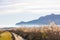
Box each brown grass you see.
[0,23,60,40]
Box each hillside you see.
[16,14,60,25]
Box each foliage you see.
[0,31,12,40]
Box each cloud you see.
[0,0,60,27]
[0,0,60,15]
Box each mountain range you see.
[16,14,60,25]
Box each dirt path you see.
[12,33,24,40]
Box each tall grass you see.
[0,23,60,40]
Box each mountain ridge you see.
[16,14,60,25]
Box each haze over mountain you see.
[16,14,60,25]
[0,0,60,28]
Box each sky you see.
[0,0,60,27]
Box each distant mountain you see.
[16,14,60,25]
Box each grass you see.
[0,23,60,40]
[0,31,12,40]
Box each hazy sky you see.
[0,0,60,27]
